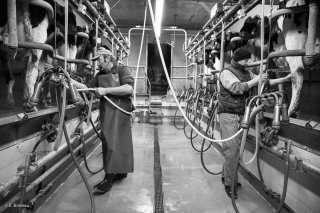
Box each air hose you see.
[147,0,244,147]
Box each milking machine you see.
[28,64,95,213]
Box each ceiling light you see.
[155,0,164,38]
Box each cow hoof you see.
[7,100,15,108]
[24,102,38,112]
[290,110,301,119]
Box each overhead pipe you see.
[7,0,18,48]
[186,0,261,55]
[303,0,319,66]
[83,0,129,54]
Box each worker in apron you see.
[72,47,134,194]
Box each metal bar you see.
[7,0,18,48]
[238,165,294,213]
[269,5,308,22]
[187,0,262,55]
[268,49,306,59]
[55,55,90,65]
[21,0,54,22]
[0,125,97,202]
[83,0,128,54]
[18,41,54,53]
[0,132,99,212]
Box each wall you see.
[122,29,199,95]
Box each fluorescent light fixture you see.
[155,0,164,38]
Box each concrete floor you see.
[37,122,274,213]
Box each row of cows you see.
[199,0,319,117]
[0,0,98,111]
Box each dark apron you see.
[98,73,134,174]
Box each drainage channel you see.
[154,124,165,213]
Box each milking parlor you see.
[0,0,320,213]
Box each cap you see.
[92,47,115,61]
[232,47,251,62]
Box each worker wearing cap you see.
[72,47,134,194]
[218,47,291,199]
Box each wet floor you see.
[37,122,273,213]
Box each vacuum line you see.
[147,0,243,145]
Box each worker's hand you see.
[284,73,293,81]
[95,87,108,96]
[253,73,268,85]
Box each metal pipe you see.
[0,133,99,213]
[18,153,32,213]
[258,141,320,179]
[18,41,54,54]
[7,0,18,48]
[55,55,90,65]
[269,5,308,22]
[20,0,54,22]
[0,125,96,200]
[303,0,319,66]
[268,49,306,59]
[186,0,261,54]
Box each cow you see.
[236,0,320,117]
[0,0,52,110]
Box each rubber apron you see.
[98,72,134,173]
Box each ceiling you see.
[107,0,224,31]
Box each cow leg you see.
[7,78,15,106]
[23,14,49,111]
[288,64,304,118]
[69,44,77,73]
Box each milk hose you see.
[173,88,187,130]
[77,88,132,115]
[183,90,198,139]
[74,116,103,175]
[200,104,224,175]
[133,3,148,106]
[147,0,244,147]
[63,123,95,213]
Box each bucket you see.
[138,110,150,123]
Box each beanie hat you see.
[232,47,251,62]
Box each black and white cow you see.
[0,0,52,109]
[237,0,320,117]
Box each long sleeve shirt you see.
[219,69,256,95]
